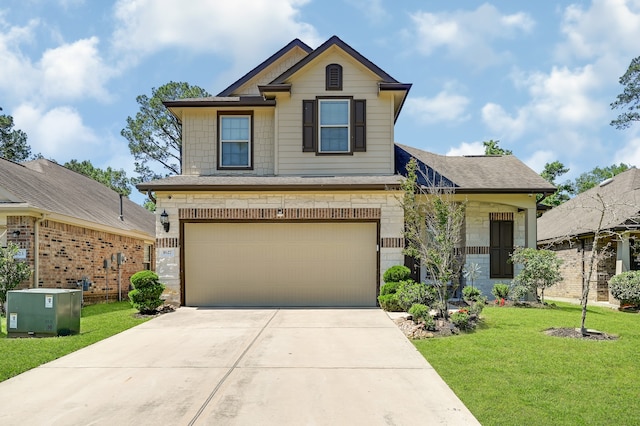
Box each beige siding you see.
[182,108,274,176]
[275,49,395,175]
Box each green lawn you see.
[0,302,151,382]
[414,302,639,426]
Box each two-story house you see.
[138,36,554,307]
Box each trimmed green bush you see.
[383,265,411,283]
[462,286,482,303]
[609,271,640,306]
[380,281,400,296]
[128,271,165,314]
[492,283,510,300]
[396,280,437,311]
[377,293,403,312]
[450,310,474,331]
[408,303,429,322]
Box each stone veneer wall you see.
[155,191,404,305]
[459,202,527,299]
[6,216,150,304]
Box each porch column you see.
[616,233,630,273]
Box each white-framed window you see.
[219,114,251,168]
[318,99,350,153]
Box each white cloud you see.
[406,89,470,125]
[557,0,640,62]
[347,0,386,24]
[0,17,40,96]
[446,142,484,156]
[524,150,556,174]
[111,0,320,69]
[39,37,114,101]
[409,3,534,66]
[12,104,102,160]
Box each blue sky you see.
[1,0,640,204]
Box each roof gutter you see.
[136,183,403,192]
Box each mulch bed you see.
[544,327,618,340]
[133,304,177,318]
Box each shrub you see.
[609,271,640,306]
[380,282,400,296]
[492,283,510,300]
[468,301,485,316]
[450,310,474,331]
[396,280,437,311]
[377,293,403,312]
[128,271,165,314]
[423,315,436,331]
[383,265,411,283]
[408,303,430,323]
[462,286,482,303]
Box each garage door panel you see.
[184,222,377,307]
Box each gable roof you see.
[217,38,313,97]
[537,167,640,242]
[395,144,556,194]
[0,158,154,238]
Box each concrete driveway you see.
[0,308,479,425]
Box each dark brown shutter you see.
[302,100,316,152]
[490,220,514,278]
[326,64,343,91]
[352,99,366,152]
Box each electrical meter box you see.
[6,289,81,338]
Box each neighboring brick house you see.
[0,158,155,303]
[138,35,554,307]
[538,167,640,304]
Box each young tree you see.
[0,107,31,162]
[611,56,640,129]
[401,158,466,319]
[0,242,32,316]
[64,159,132,196]
[121,81,211,183]
[510,247,562,304]
[483,139,512,155]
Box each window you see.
[319,99,350,153]
[218,113,252,168]
[326,64,343,90]
[490,220,513,278]
[143,244,153,271]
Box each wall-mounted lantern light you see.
[12,230,20,238]
[160,210,170,232]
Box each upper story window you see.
[326,64,343,91]
[319,99,349,153]
[302,98,366,154]
[218,112,253,169]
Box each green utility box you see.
[6,289,81,338]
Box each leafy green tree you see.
[483,139,512,155]
[121,81,211,183]
[538,161,572,206]
[510,247,562,304]
[570,163,630,195]
[0,242,32,316]
[64,159,132,196]
[0,107,31,162]
[611,56,640,129]
[401,158,466,319]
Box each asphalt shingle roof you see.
[0,158,154,237]
[537,167,640,242]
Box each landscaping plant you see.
[491,283,510,301]
[401,158,466,319]
[128,270,165,314]
[0,242,32,316]
[383,265,411,283]
[510,247,562,304]
[608,270,640,308]
[395,279,437,312]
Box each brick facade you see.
[6,216,152,304]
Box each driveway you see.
[0,308,479,425]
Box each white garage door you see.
[184,222,377,307]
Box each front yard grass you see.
[414,302,639,426]
[0,301,151,382]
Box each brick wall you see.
[7,216,152,305]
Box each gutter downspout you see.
[33,214,46,288]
